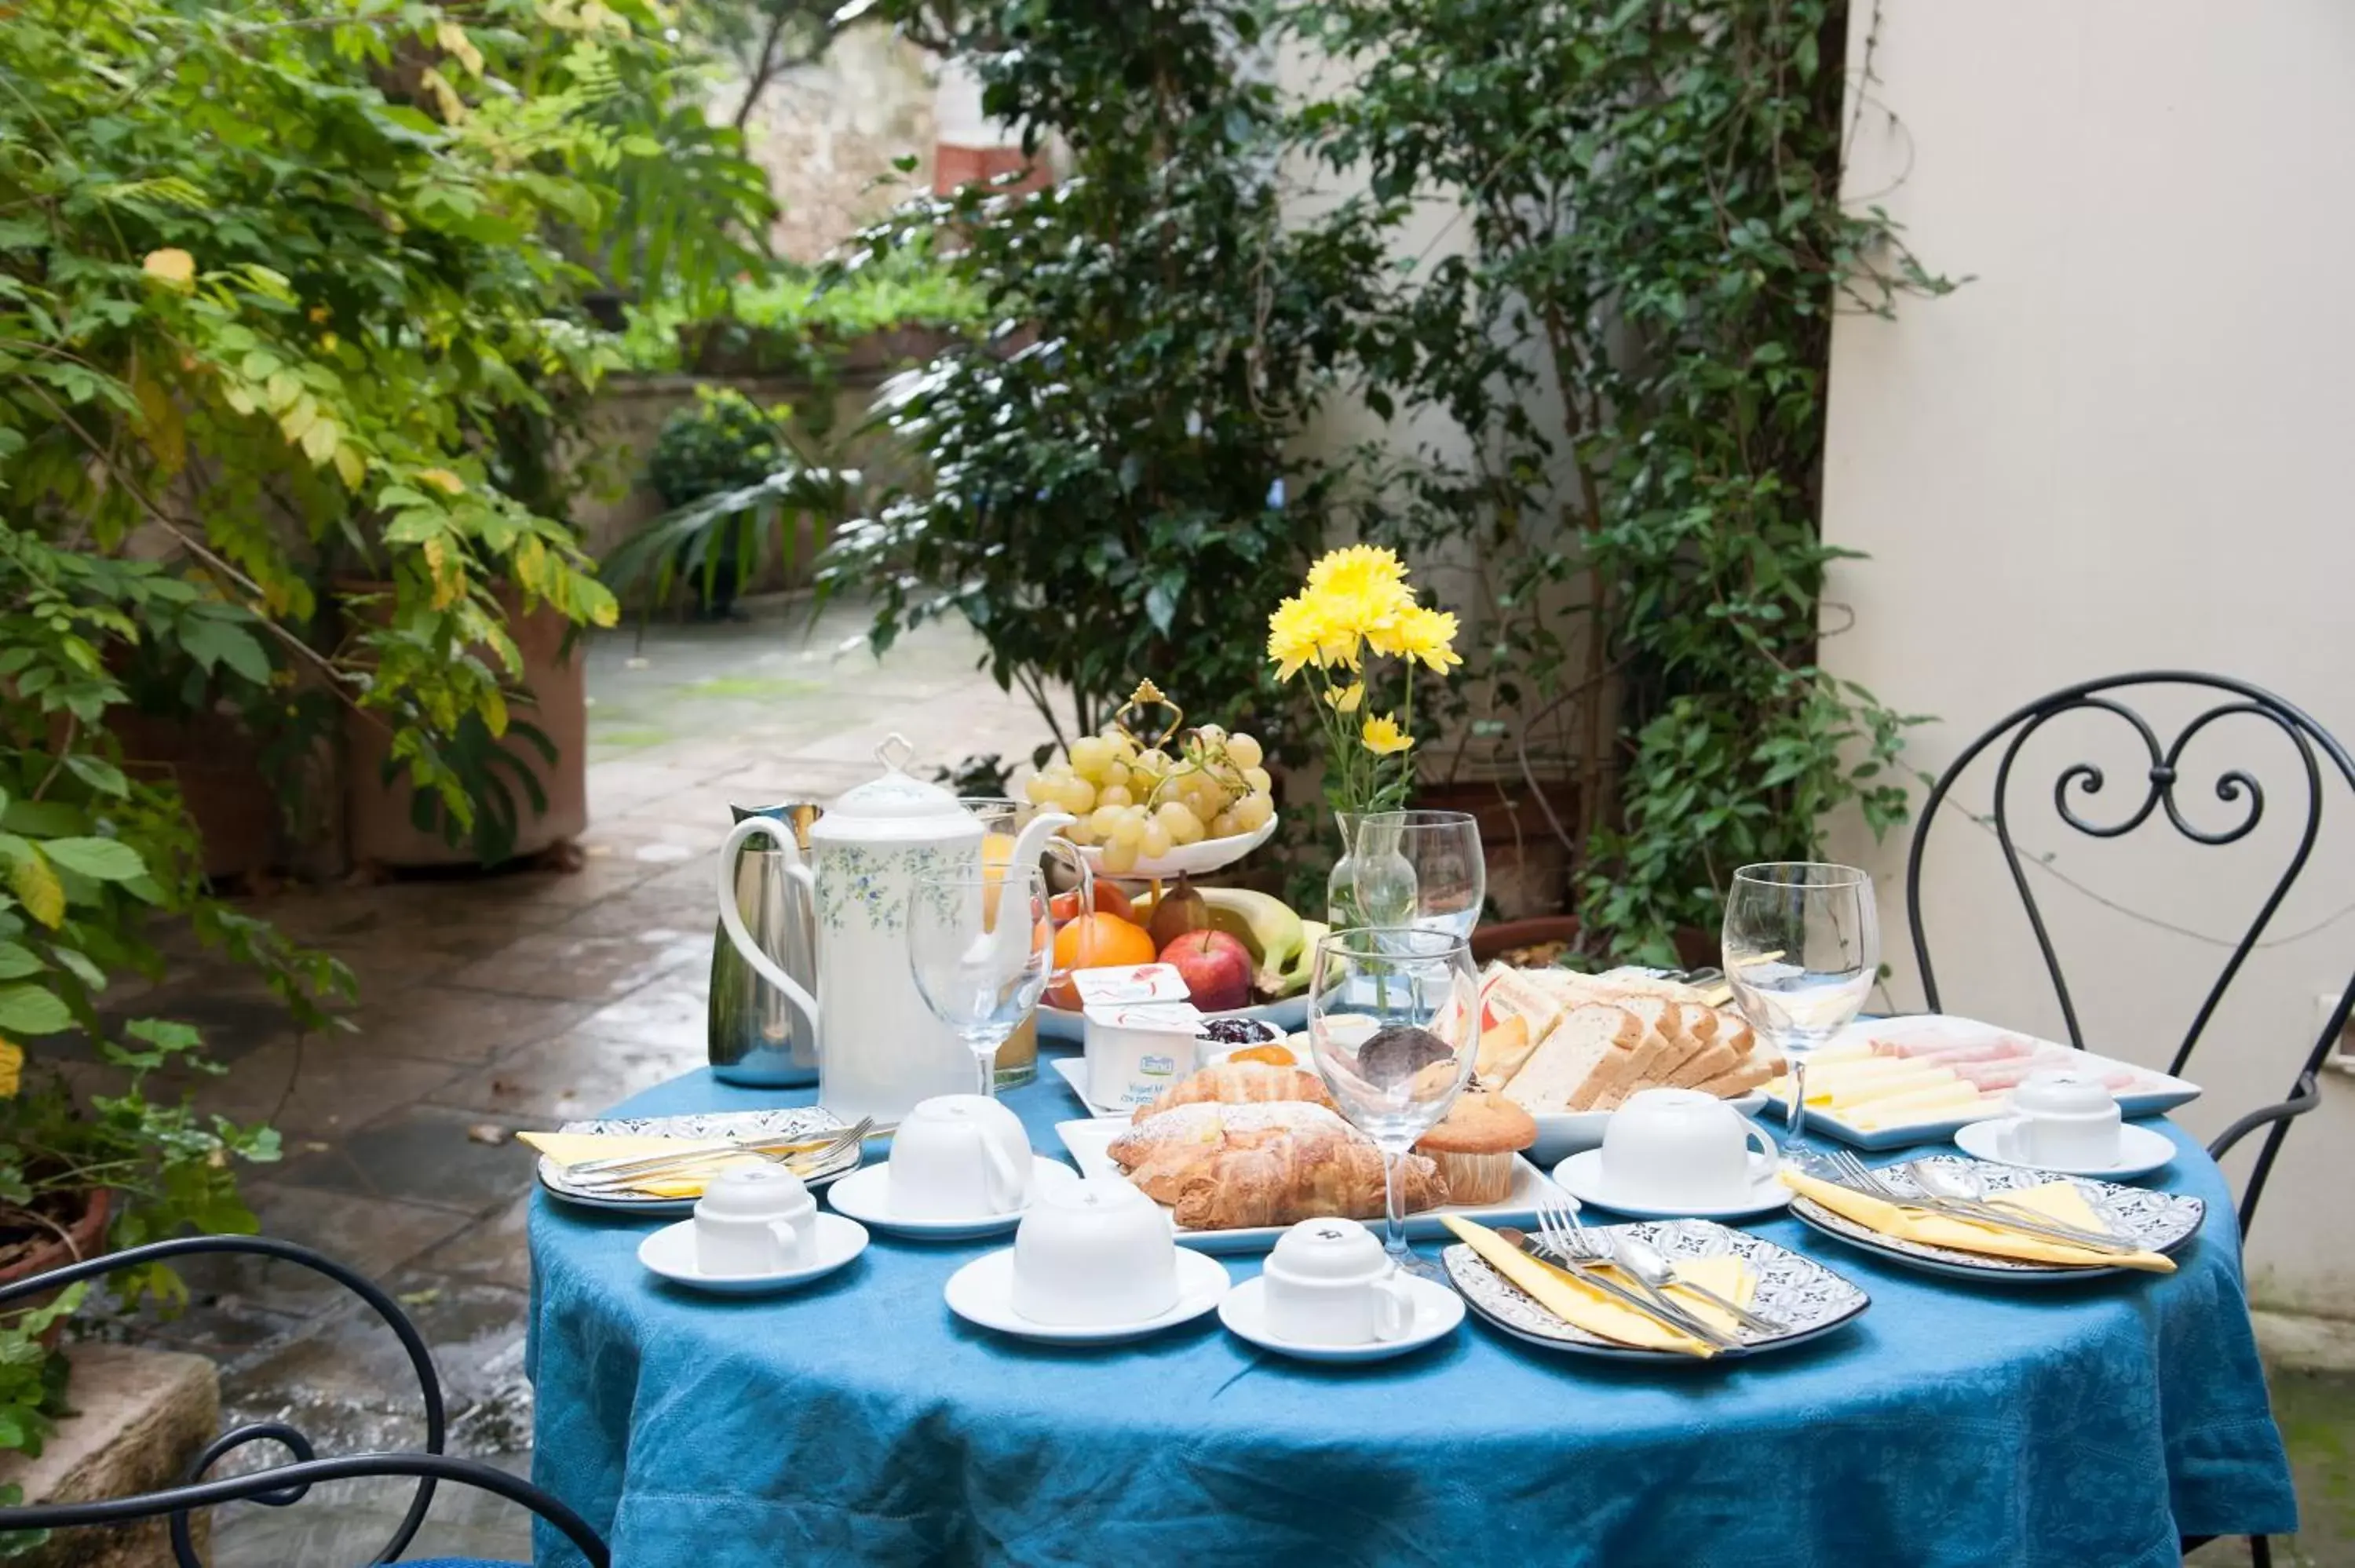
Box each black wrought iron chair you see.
[0,1235,608,1568]
[1906,672,2355,1568]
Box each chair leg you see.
[2249,1533,2272,1566]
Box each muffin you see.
[1414,1093,1538,1205]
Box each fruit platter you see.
[1024,680,1279,881]
[1036,878,1324,1043]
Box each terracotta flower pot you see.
[341,584,587,868]
[0,1188,111,1348]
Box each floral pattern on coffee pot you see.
[717,735,1074,1126]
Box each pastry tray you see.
[1056,1118,1557,1255]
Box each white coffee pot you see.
[717,736,1072,1127]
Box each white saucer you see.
[825,1157,1079,1240]
[638,1212,869,1295]
[1952,1117,2176,1180]
[1217,1274,1464,1363]
[944,1246,1229,1344]
[1550,1150,1792,1222]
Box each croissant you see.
[1173,1136,1448,1231]
[1108,1101,1451,1229]
[1130,1062,1334,1123]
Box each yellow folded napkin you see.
[1780,1170,2174,1273]
[519,1132,778,1200]
[1442,1216,1752,1358]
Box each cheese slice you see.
[1846,1082,1989,1129]
[1475,1013,1537,1086]
[1818,1068,1957,1109]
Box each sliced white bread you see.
[1693,1041,1786,1099]
[1579,998,1688,1111]
[1502,1004,1644,1114]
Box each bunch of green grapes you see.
[1024,724,1276,873]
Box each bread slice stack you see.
[1477,963,1784,1114]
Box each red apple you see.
[1161,929,1253,1012]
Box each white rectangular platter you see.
[1048,1055,1126,1118]
[1760,1013,2203,1150]
[1055,1117,1557,1255]
[1035,994,1309,1045]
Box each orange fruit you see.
[1050,881,1137,924]
[1046,913,1158,1009]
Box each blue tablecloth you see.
[526,1052,2295,1567]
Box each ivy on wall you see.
[1295,0,1948,959]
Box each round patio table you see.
[525,1050,2294,1568]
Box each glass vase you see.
[1326,811,1367,930]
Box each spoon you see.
[1608,1231,1787,1337]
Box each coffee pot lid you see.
[821,735,970,824]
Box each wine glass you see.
[1720,862,1879,1147]
[907,865,1054,1099]
[1351,810,1485,939]
[1305,926,1480,1279]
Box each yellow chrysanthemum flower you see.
[0,1038,20,1099]
[1306,544,1407,600]
[1393,604,1462,673]
[1361,713,1415,756]
[1266,593,1331,680]
[1324,680,1365,713]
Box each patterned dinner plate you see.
[1785,1155,2205,1283]
[1444,1221,1871,1363]
[535,1106,856,1216]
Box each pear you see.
[1146,873,1213,952]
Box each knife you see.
[1493,1227,1735,1349]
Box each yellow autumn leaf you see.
[333,444,366,490]
[0,1038,20,1099]
[141,248,195,290]
[10,851,64,929]
[421,537,465,607]
[418,66,466,123]
[417,467,466,495]
[435,19,485,75]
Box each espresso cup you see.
[2003,1070,2123,1169]
[1600,1088,1779,1212]
[693,1164,816,1275]
[889,1094,1031,1218]
[1261,1218,1415,1347]
[1010,1178,1178,1326]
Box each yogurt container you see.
[1082,1000,1204,1111]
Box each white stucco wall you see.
[1820,0,2355,1309]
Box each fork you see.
[568,1116,874,1192]
[1813,1149,2137,1255]
[1533,1191,1739,1351]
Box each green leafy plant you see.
[605,389,855,614]
[0,0,776,1499]
[620,239,989,377]
[818,0,1391,760]
[1294,0,1946,961]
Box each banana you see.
[1269,919,1328,997]
[1198,887,1307,996]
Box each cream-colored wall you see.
[1820,0,2355,1310]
